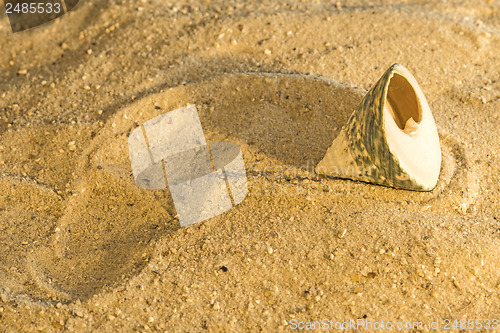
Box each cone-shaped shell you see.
[316,64,441,191]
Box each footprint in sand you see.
[0,174,62,302]
[0,72,478,302]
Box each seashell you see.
[315,63,441,191]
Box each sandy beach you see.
[0,0,499,331]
